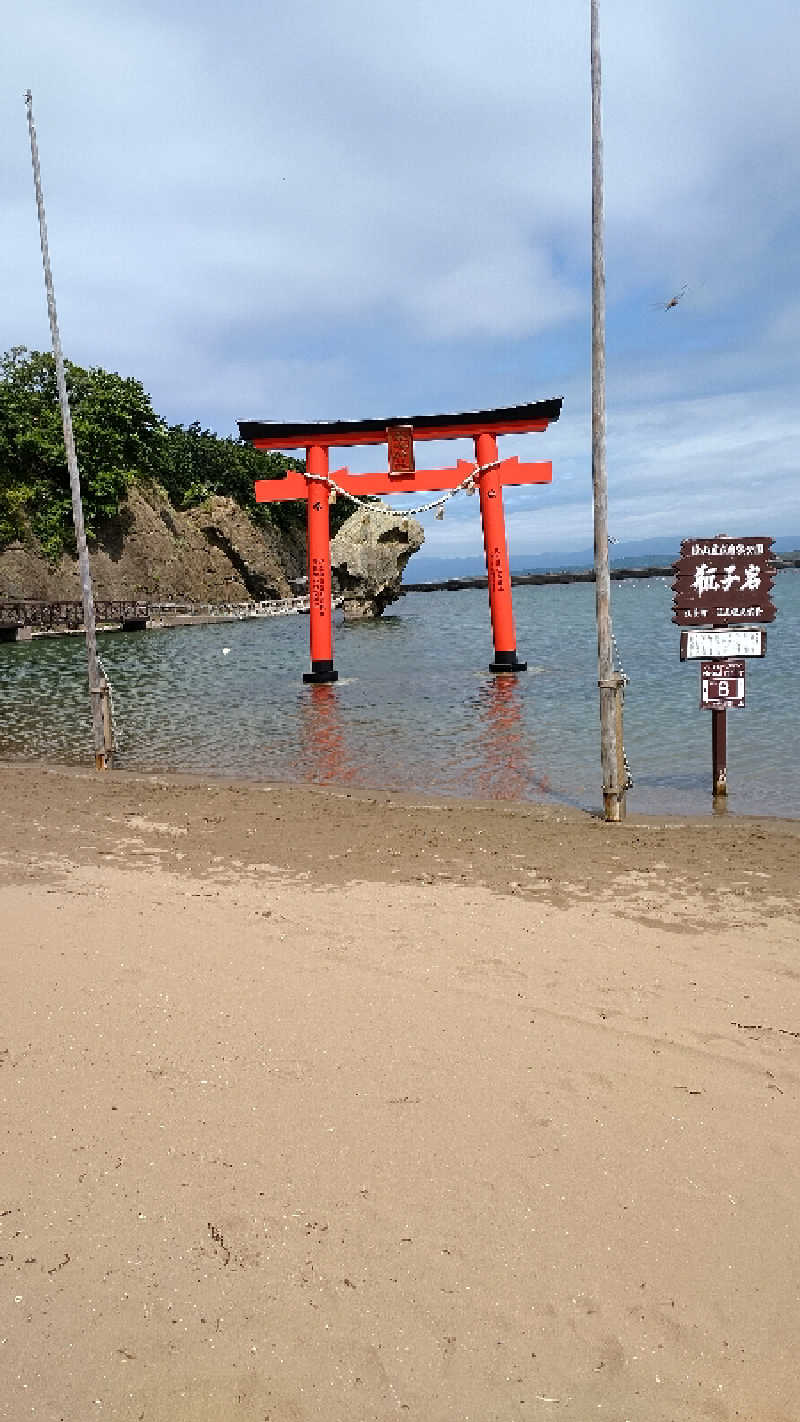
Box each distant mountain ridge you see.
[405,537,800,582]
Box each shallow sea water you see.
[1,574,798,818]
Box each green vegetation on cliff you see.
[0,347,347,564]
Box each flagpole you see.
[590,3,625,821]
[25,90,112,769]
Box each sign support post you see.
[701,655,746,801]
[712,708,727,800]
[710,629,731,801]
[673,537,776,805]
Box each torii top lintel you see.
[238,398,562,451]
[239,398,563,502]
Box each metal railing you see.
[0,595,319,630]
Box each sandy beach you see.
[1,761,799,1421]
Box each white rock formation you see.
[330,507,424,618]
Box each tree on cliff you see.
[0,347,165,561]
[159,421,307,539]
[159,424,359,538]
[0,347,353,564]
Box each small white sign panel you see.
[681,628,765,660]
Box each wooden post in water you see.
[711,604,728,802]
[25,90,113,769]
[590,0,625,822]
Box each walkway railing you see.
[0,595,322,633]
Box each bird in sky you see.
[654,284,688,311]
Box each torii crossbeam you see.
[239,399,563,682]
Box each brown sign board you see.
[700,660,746,710]
[680,628,766,660]
[672,535,778,626]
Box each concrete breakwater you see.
[403,564,672,593]
[403,555,800,594]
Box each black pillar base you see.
[489,649,527,674]
[303,659,339,684]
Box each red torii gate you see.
[238,399,562,683]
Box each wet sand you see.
[1,762,799,1421]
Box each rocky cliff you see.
[0,482,306,603]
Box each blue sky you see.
[3,0,799,556]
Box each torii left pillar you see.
[475,431,526,673]
[303,444,338,683]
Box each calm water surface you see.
[1,574,798,817]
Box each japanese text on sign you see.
[672,536,776,627]
[310,555,327,614]
[686,541,767,558]
[690,562,763,594]
[680,629,765,660]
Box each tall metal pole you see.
[25,90,112,770]
[590,3,624,821]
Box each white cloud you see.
[2,0,799,551]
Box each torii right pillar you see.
[475,431,526,673]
